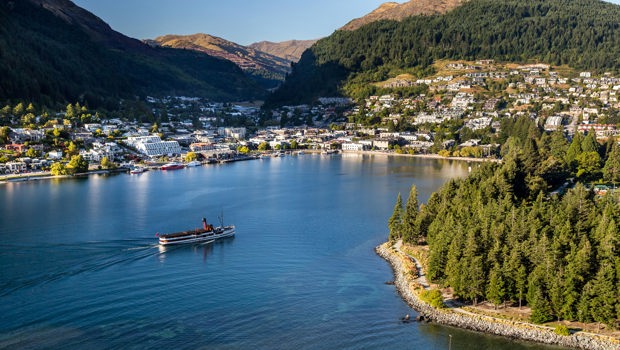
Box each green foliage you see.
[419,289,445,309]
[268,0,620,106]
[237,145,250,154]
[0,126,9,145]
[397,132,620,325]
[185,152,198,162]
[388,193,403,241]
[50,162,67,176]
[258,142,270,151]
[603,141,620,185]
[554,325,571,336]
[67,155,88,174]
[25,148,38,158]
[100,157,115,169]
[402,185,419,243]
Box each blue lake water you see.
[0,154,565,349]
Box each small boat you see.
[186,160,201,167]
[130,166,147,174]
[158,217,235,246]
[161,162,185,170]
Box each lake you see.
[0,154,565,349]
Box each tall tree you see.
[581,129,599,154]
[486,263,506,309]
[67,155,88,174]
[603,141,620,187]
[388,193,403,241]
[565,132,583,170]
[401,185,419,243]
[589,263,617,327]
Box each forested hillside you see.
[389,116,620,326]
[0,1,265,107]
[266,0,620,107]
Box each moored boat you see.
[161,162,185,170]
[158,217,235,246]
[130,166,147,174]
[185,160,201,167]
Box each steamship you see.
[158,217,235,246]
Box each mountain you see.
[341,0,467,31]
[266,0,620,108]
[249,40,318,62]
[0,0,265,107]
[153,34,291,89]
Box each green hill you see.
[265,0,620,107]
[0,0,266,107]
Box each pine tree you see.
[549,129,569,160]
[486,263,506,309]
[530,287,554,324]
[603,141,620,187]
[66,103,76,120]
[565,132,583,170]
[401,185,419,243]
[515,263,528,309]
[12,102,24,117]
[388,193,403,241]
[581,129,600,154]
[589,263,617,327]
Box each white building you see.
[544,116,564,131]
[47,150,63,160]
[125,135,181,157]
[341,143,367,151]
[218,127,246,140]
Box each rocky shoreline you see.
[376,242,620,350]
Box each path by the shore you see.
[377,240,620,350]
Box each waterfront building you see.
[342,143,367,151]
[125,135,181,157]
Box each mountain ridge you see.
[341,0,468,31]
[153,33,291,89]
[0,0,265,106]
[249,40,319,62]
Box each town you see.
[1,60,619,178]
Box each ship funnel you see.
[202,217,207,230]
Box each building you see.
[544,116,564,131]
[125,135,181,157]
[217,127,246,140]
[341,143,367,151]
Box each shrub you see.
[420,289,444,309]
[554,325,571,336]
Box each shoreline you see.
[341,150,500,163]
[376,241,619,350]
[0,168,128,184]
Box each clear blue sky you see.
[72,0,391,45]
[73,0,620,45]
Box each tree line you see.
[389,119,620,327]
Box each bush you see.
[554,325,571,336]
[420,289,444,309]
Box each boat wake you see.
[0,239,161,297]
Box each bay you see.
[0,154,564,349]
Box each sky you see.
[72,0,391,45]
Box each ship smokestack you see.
[202,218,207,230]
